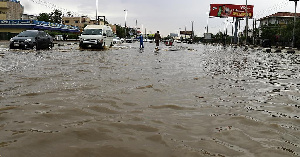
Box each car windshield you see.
[17,31,38,37]
[82,29,102,35]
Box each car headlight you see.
[10,38,14,42]
[25,39,32,42]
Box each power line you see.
[255,1,290,18]
[27,0,83,16]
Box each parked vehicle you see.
[79,25,114,49]
[113,37,121,44]
[9,30,53,50]
[54,35,64,41]
[174,39,181,43]
[144,38,154,43]
[125,37,133,43]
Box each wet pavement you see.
[0,41,299,157]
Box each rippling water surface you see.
[0,42,299,157]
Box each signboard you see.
[180,31,193,35]
[210,4,254,18]
[0,20,80,32]
[204,33,212,40]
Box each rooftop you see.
[259,12,300,20]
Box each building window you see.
[75,20,79,23]
[65,20,69,23]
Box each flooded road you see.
[0,41,299,157]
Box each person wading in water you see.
[138,34,144,49]
[154,31,161,50]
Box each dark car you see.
[10,30,53,50]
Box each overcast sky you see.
[20,0,298,36]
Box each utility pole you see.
[245,0,248,45]
[185,26,187,41]
[289,0,299,48]
[96,0,98,24]
[179,28,181,41]
[145,28,147,40]
[135,19,137,37]
[191,21,194,43]
[253,18,255,45]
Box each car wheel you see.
[33,43,40,50]
[48,42,53,49]
[97,42,103,49]
[9,44,15,49]
[36,42,41,50]
[79,42,86,49]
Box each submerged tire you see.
[9,44,15,49]
[96,42,103,49]
[79,42,86,49]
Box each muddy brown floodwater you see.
[0,41,299,157]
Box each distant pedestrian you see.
[138,34,144,49]
[154,31,161,49]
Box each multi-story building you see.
[0,0,24,20]
[62,16,117,34]
[62,16,101,32]
[258,12,300,47]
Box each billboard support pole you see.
[207,25,208,33]
[234,17,239,44]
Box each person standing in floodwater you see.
[138,34,144,49]
[154,31,161,49]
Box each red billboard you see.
[210,4,254,18]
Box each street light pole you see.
[289,0,299,48]
[124,9,128,38]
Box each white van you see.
[79,25,114,49]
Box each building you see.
[22,14,37,21]
[258,12,300,47]
[62,16,104,32]
[259,12,300,26]
[62,16,117,34]
[63,16,90,31]
[0,0,24,20]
